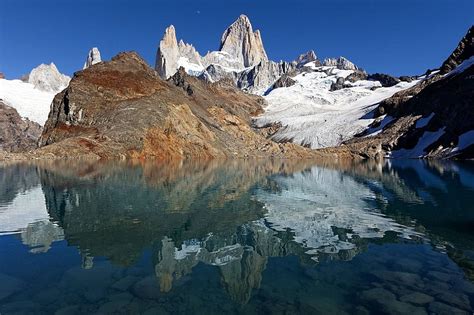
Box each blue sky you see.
[0,0,472,78]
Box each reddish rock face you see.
[0,73,5,79]
[0,101,42,153]
[37,51,325,160]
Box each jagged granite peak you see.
[440,25,474,74]
[323,56,358,70]
[219,14,268,68]
[83,47,102,69]
[155,25,205,78]
[26,63,70,92]
[155,25,180,79]
[296,50,318,67]
[177,40,203,69]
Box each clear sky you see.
[0,0,473,78]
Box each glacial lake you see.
[0,159,473,314]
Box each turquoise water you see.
[0,160,473,314]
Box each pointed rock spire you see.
[219,14,268,68]
[83,47,102,69]
[155,25,180,79]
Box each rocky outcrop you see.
[33,51,330,160]
[237,60,295,94]
[270,73,297,90]
[83,47,102,69]
[346,70,368,82]
[219,15,268,68]
[0,101,42,153]
[368,73,401,87]
[296,50,318,67]
[26,63,70,92]
[0,73,5,79]
[330,77,347,91]
[440,25,473,74]
[198,64,238,84]
[323,57,358,70]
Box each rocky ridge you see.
[15,51,341,161]
[155,15,360,95]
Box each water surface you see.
[0,159,473,314]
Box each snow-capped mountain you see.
[155,15,267,79]
[155,15,360,95]
[25,63,70,92]
[0,61,71,126]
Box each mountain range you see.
[0,16,472,160]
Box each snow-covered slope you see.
[256,63,418,149]
[0,79,57,125]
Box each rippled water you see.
[0,159,473,314]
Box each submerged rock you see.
[0,273,24,302]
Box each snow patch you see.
[0,79,56,125]
[415,113,435,129]
[454,130,474,152]
[446,56,474,78]
[365,115,395,137]
[390,127,446,158]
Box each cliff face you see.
[36,51,325,160]
[0,101,42,153]
[344,26,474,159]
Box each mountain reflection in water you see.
[0,159,473,314]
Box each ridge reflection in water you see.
[0,159,473,314]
